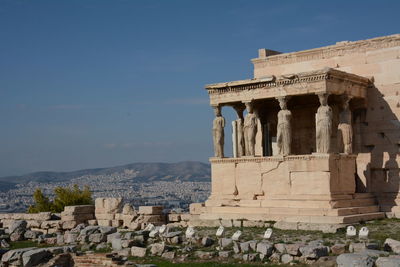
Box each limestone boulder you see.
[131,246,147,257]
[299,244,329,259]
[281,254,294,264]
[99,226,117,235]
[64,233,79,244]
[201,236,214,247]
[122,204,136,215]
[150,242,165,256]
[24,230,40,240]
[88,233,106,243]
[376,256,400,267]
[111,237,122,251]
[80,225,99,236]
[336,253,375,267]
[256,241,274,257]
[385,238,400,254]
[219,238,233,248]
[161,251,175,260]
[22,248,52,267]
[9,220,27,235]
[1,247,32,264]
[194,251,214,259]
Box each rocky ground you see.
[1,218,400,266]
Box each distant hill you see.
[0,161,211,189]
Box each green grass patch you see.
[9,240,53,250]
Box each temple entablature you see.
[205,68,371,107]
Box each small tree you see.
[27,188,53,213]
[28,185,93,213]
[52,184,92,212]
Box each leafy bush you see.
[28,184,92,213]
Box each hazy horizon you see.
[1,0,399,176]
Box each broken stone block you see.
[138,206,163,215]
[131,246,146,257]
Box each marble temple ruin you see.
[190,34,400,230]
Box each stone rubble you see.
[0,198,398,266]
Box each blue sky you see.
[0,0,399,176]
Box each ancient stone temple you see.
[191,34,400,230]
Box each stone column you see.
[232,120,238,157]
[276,96,292,156]
[212,105,225,158]
[233,105,245,157]
[337,95,353,154]
[316,93,332,153]
[243,101,258,156]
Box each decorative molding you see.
[205,68,371,96]
[209,154,357,164]
[251,34,400,66]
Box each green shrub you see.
[27,184,93,213]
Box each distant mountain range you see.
[0,161,211,191]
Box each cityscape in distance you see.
[0,161,211,213]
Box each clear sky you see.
[0,0,399,176]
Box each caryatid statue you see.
[243,102,258,156]
[316,93,332,153]
[277,97,292,156]
[337,96,353,154]
[234,105,245,157]
[212,106,225,158]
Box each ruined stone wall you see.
[252,35,400,206]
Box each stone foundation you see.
[190,154,384,230]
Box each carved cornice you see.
[210,154,357,164]
[252,34,400,66]
[205,68,371,96]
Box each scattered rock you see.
[331,243,346,255]
[194,251,214,259]
[95,242,108,250]
[376,256,400,267]
[240,241,252,253]
[336,253,375,267]
[219,238,233,248]
[242,253,257,261]
[275,243,286,253]
[201,236,214,247]
[300,244,329,259]
[131,246,147,257]
[161,251,175,260]
[9,220,27,234]
[0,240,9,248]
[286,243,301,256]
[256,241,274,257]
[150,242,165,256]
[281,253,294,264]
[185,227,195,239]
[24,230,39,240]
[111,238,122,251]
[385,238,400,254]
[349,242,366,253]
[22,248,52,267]
[218,251,231,258]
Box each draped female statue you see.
[316,94,332,153]
[212,106,225,157]
[243,102,258,156]
[337,97,353,154]
[277,97,292,156]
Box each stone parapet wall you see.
[0,212,52,221]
